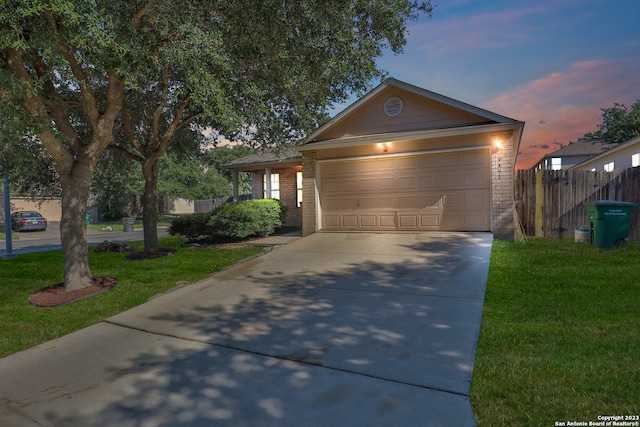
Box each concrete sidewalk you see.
[0,232,492,426]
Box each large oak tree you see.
[1,0,432,290]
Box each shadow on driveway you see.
[0,232,491,427]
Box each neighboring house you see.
[530,137,609,170]
[570,135,640,172]
[1,197,63,222]
[225,78,524,241]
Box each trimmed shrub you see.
[208,199,284,240]
[168,211,215,241]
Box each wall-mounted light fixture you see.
[378,142,391,153]
[492,138,504,154]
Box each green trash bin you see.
[585,201,638,248]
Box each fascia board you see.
[299,122,524,152]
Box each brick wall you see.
[249,165,302,226]
[491,133,516,241]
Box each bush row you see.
[168,199,286,241]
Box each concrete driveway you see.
[0,232,492,426]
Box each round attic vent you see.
[384,96,403,117]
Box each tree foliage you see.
[91,151,142,220]
[202,145,255,195]
[586,100,640,144]
[158,153,231,201]
[1,0,432,289]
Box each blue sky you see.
[333,0,640,168]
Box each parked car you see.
[11,211,48,231]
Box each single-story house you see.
[224,78,524,241]
[530,137,610,170]
[570,135,640,172]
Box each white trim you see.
[300,122,523,152]
[315,166,322,231]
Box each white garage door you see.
[320,149,490,231]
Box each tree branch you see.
[151,64,170,149]
[44,7,101,126]
[106,144,144,163]
[2,47,71,169]
[133,1,157,24]
[119,94,145,155]
[33,50,80,152]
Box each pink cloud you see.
[481,58,640,169]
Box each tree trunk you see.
[141,158,159,254]
[59,162,93,291]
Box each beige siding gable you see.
[315,87,493,141]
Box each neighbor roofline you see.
[569,135,640,170]
[221,157,301,171]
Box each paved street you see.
[0,222,168,257]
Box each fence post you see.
[535,169,544,237]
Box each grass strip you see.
[471,238,640,425]
[0,236,262,358]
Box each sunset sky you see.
[332,0,640,169]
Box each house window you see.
[633,153,640,167]
[551,158,562,170]
[604,162,614,172]
[263,173,280,199]
[296,171,303,207]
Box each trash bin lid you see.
[591,200,639,207]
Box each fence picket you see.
[516,168,640,240]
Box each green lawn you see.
[2,234,639,423]
[471,238,640,426]
[0,236,262,358]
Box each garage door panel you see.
[416,156,440,169]
[397,213,418,228]
[320,150,490,231]
[342,215,358,227]
[360,215,377,227]
[398,194,445,209]
[397,176,417,189]
[379,214,396,228]
[417,174,441,188]
[464,150,489,165]
[323,196,358,210]
[324,215,341,228]
[362,195,399,209]
[420,213,440,228]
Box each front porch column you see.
[265,168,271,199]
[232,170,239,201]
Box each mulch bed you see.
[125,247,176,260]
[29,276,118,307]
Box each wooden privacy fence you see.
[516,169,640,240]
[194,194,251,213]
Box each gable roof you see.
[570,135,640,170]
[531,138,610,168]
[305,78,520,144]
